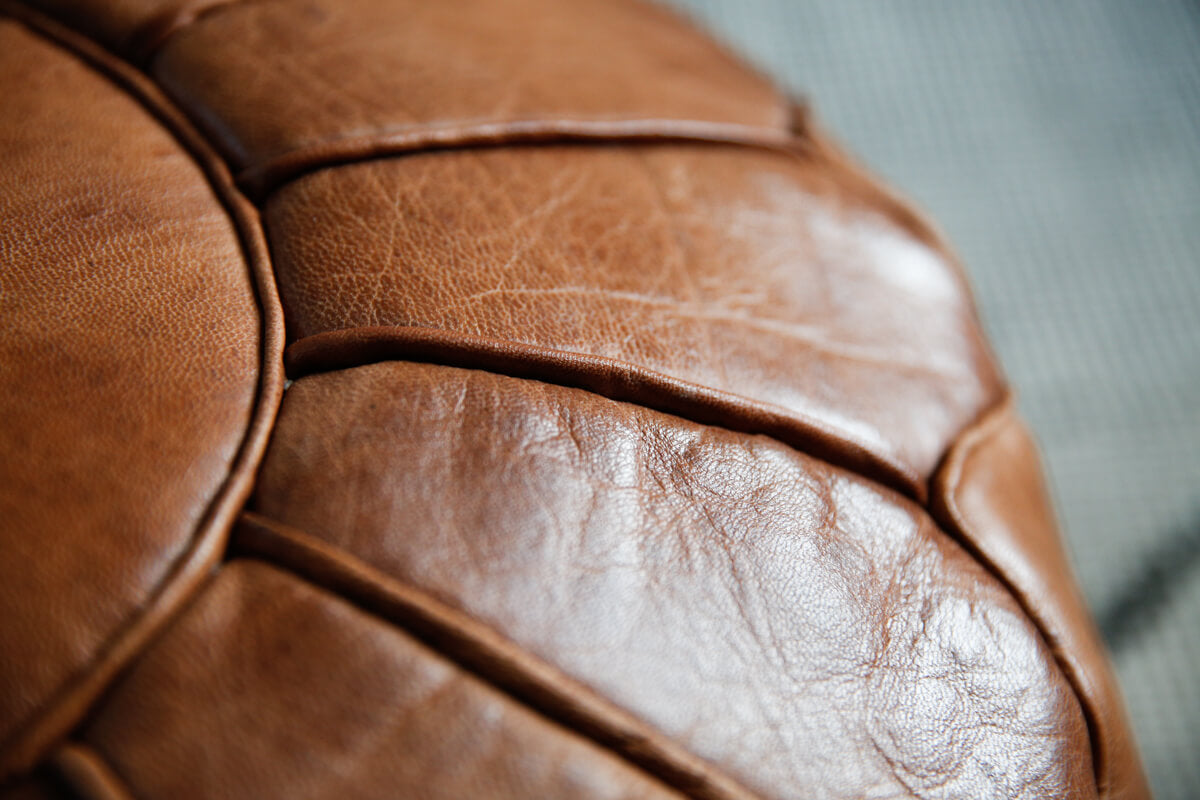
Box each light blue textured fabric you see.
[667,2,1200,797]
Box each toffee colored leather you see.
[0,0,1149,798]
[0,16,261,762]
[267,144,1000,490]
[249,361,1093,798]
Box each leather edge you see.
[123,0,237,66]
[284,325,925,501]
[238,121,798,202]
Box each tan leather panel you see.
[267,144,1001,490]
[79,561,683,800]
[932,401,1150,800]
[0,20,258,753]
[149,0,789,181]
[252,361,1095,800]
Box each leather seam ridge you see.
[0,4,286,781]
[238,121,801,201]
[278,349,1086,799]
[929,394,1106,795]
[229,511,768,800]
[50,744,136,800]
[284,325,924,500]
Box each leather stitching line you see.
[230,511,766,800]
[237,122,800,200]
[283,325,923,500]
[930,394,1106,796]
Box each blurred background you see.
[667,1,1200,797]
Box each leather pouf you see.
[0,1,1150,798]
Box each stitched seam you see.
[231,512,765,800]
[238,121,799,200]
[284,325,922,500]
[286,330,1103,794]
[0,4,285,779]
[930,395,1105,795]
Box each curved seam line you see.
[931,394,1104,795]
[50,743,136,800]
[237,121,799,200]
[284,325,923,499]
[0,4,285,779]
[231,511,766,800]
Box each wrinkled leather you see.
[0,0,1149,797]
[251,361,1095,799]
[931,400,1148,800]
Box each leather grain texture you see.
[267,143,1001,491]
[0,17,260,764]
[251,360,1095,799]
[0,0,1149,797]
[149,0,791,177]
[931,400,1145,800]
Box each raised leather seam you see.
[231,511,768,800]
[18,0,967,507]
[122,0,796,199]
[929,394,1105,795]
[238,121,798,200]
[49,744,136,800]
[283,325,924,500]
[0,5,286,781]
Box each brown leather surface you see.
[250,361,1096,799]
[147,0,790,188]
[267,143,1001,493]
[0,0,1150,797]
[0,17,259,766]
[79,561,684,800]
[931,400,1149,800]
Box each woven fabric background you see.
[667,2,1200,797]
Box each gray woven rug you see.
[668,1,1200,796]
